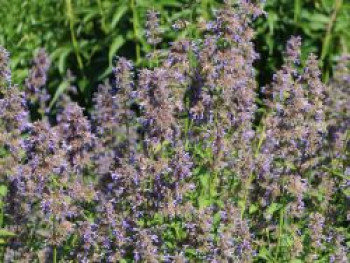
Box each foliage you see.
[0,0,211,108]
[1,0,350,107]
[255,0,350,84]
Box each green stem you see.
[240,171,253,219]
[211,106,220,201]
[321,0,343,82]
[241,124,266,219]
[53,246,57,263]
[0,196,4,262]
[0,198,3,228]
[293,0,301,25]
[53,215,57,263]
[66,0,83,71]
[276,207,285,260]
[131,0,141,65]
[96,0,107,33]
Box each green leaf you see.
[321,34,332,60]
[281,234,293,247]
[213,212,221,225]
[267,203,282,215]
[249,204,259,214]
[199,172,210,188]
[185,248,197,258]
[238,200,245,211]
[48,80,70,110]
[111,5,128,28]
[58,48,72,74]
[0,229,15,237]
[109,36,125,66]
[258,246,273,261]
[0,185,7,197]
[198,197,211,208]
[82,9,99,23]
[98,67,113,81]
[307,13,330,24]
[268,13,277,32]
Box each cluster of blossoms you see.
[25,49,51,117]
[0,1,349,262]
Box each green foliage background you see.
[0,0,349,107]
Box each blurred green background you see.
[0,0,349,109]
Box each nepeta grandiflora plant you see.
[0,1,349,262]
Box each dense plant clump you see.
[0,1,349,262]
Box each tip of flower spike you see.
[285,36,302,65]
[0,46,11,83]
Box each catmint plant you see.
[0,0,349,261]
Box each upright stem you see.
[53,246,57,263]
[131,0,141,64]
[96,0,107,33]
[210,105,220,201]
[276,207,285,260]
[66,0,83,71]
[321,0,343,82]
[293,0,301,25]
[0,196,4,262]
[53,215,57,263]
[241,124,266,219]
